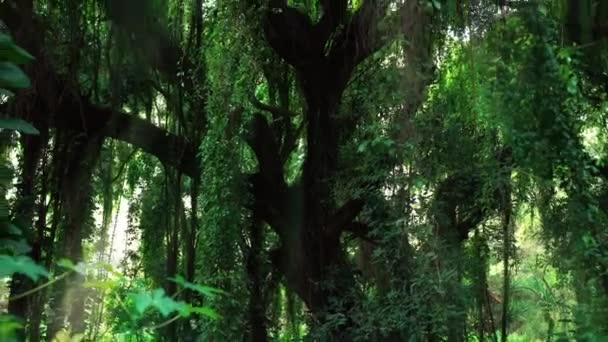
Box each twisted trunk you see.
[251,0,433,337]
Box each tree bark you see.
[7,130,44,340]
[28,134,50,342]
[251,0,433,337]
[246,220,268,342]
[47,132,103,339]
[0,1,200,179]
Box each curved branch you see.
[264,6,323,70]
[50,95,199,178]
[102,108,199,178]
[246,113,285,186]
[249,95,299,119]
[326,199,365,238]
[1,1,200,178]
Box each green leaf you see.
[56,258,75,269]
[0,238,31,254]
[188,306,221,320]
[0,254,49,281]
[130,291,153,315]
[356,141,368,153]
[566,76,578,95]
[0,314,23,339]
[168,275,225,298]
[129,288,184,317]
[0,62,30,89]
[0,118,40,135]
[154,295,179,317]
[6,224,22,236]
[0,35,13,47]
[56,258,86,275]
[0,198,10,221]
[0,89,14,98]
[0,34,34,64]
[1,45,34,65]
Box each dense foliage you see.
[1,0,608,341]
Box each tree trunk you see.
[272,72,359,338]
[28,144,51,342]
[255,0,433,337]
[8,130,45,340]
[181,177,200,340]
[246,220,268,342]
[162,171,181,341]
[257,2,371,336]
[47,132,103,339]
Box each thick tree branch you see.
[326,199,365,238]
[264,5,323,70]
[32,91,200,178]
[341,0,430,69]
[1,1,200,178]
[339,0,389,67]
[247,113,285,186]
[316,0,349,46]
[246,114,292,238]
[345,222,376,244]
[249,173,287,237]
[249,94,302,162]
[104,109,198,178]
[249,94,298,119]
[320,0,348,24]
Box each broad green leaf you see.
[168,275,225,298]
[56,259,86,275]
[0,197,10,221]
[154,295,179,317]
[567,76,578,94]
[130,291,153,315]
[0,238,31,254]
[0,254,49,281]
[174,301,191,317]
[128,288,192,318]
[0,62,30,89]
[0,34,34,64]
[6,224,22,236]
[1,45,34,65]
[0,34,14,51]
[0,314,23,338]
[0,118,39,135]
[188,306,221,320]
[0,89,14,98]
[149,288,180,317]
[56,258,75,269]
